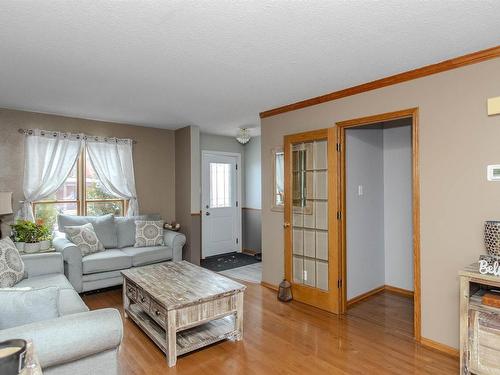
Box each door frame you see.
[201,150,243,258]
[283,128,341,314]
[335,107,421,341]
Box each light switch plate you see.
[488,97,500,116]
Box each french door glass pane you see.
[34,202,78,230]
[291,140,329,291]
[209,162,232,208]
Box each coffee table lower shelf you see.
[126,303,237,356]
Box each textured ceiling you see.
[1,1,499,136]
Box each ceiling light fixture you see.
[236,128,251,144]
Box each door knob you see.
[283,222,291,228]
[205,212,210,216]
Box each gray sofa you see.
[53,214,186,293]
[0,252,123,375]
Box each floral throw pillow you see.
[65,223,104,257]
[0,237,25,288]
[134,220,164,247]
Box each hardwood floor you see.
[83,284,458,374]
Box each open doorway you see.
[199,133,263,284]
[336,108,420,340]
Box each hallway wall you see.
[346,128,385,300]
[383,121,413,291]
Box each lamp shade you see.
[0,192,13,215]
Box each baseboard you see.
[420,337,459,358]
[384,284,414,298]
[347,285,385,307]
[261,281,279,291]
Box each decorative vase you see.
[40,240,51,251]
[484,221,500,258]
[24,242,41,254]
[14,242,25,252]
[278,279,293,302]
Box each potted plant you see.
[10,220,31,252]
[10,220,50,253]
[36,221,52,251]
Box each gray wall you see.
[383,120,413,291]
[346,121,413,299]
[243,136,262,252]
[245,137,261,209]
[346,128,385,300]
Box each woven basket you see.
[484,221,500,257]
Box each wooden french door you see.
[284,128,341,313]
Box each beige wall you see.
[175,126,201,264]
[0,108,176,233]
[261,58,500,349]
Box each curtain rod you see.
[18,128,138,144]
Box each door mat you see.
[201,252,261,272]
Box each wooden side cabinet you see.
[460,264,500,375]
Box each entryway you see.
[337,108,420,340]
[201,151,242,258]
[199,136,263,284]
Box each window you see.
[34,150,126,229]
[209,162,232,208]
[271,148,284,211]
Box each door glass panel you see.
[291,140,329,291]
[209,162,232,208]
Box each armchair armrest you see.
[0,308,123,369]
[21,253,63,277]
[53,232,83,292]
[163,229,186,261]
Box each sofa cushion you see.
[0,286,60,329]
[115,214,161,248]
[16,273,74,290]
[82,249,132,274]
[134,220,164,247]
[58,288,89,316]
[0,237,25,288]
[65,223,105,256]
[58,214,118,249]
[121,246,173,267]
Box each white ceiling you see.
[1,1,499,136]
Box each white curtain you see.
[19,129,83,221]
[276,152,284,199]
[86,138,138,216]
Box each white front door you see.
[201,152,241,258]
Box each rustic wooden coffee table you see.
[121,261,246,367]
